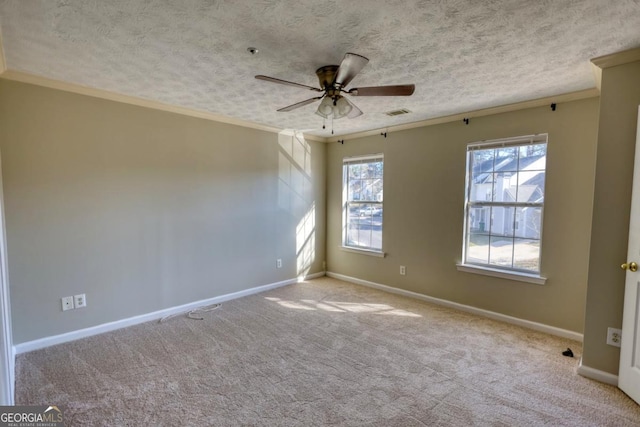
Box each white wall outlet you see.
[74,293,87,309]
[61,296,74,311]
[606,327,622,347]
[276,259,282,269]
[400,265,406,276]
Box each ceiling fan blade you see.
[277,96,324,112]
[333,53,369,88]
[348,84,415,96]
[255,75,323,92]
[343,97,363,118]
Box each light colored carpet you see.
[16,277,640,426]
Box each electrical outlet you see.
[276,259,282,269]
[61,296,74,311]
[606,327,622,347]
[400,265,406,275]
[74,293,87,309]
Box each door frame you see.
[0,151,14,405]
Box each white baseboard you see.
[326,271,583,343]
[14,275,318,354]
[577,357,619,386]
[301,271,326,280]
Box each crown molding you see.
[589,47,640,93]
[590,62,602,92]
[591,47,640,70]
[0,70,326,142]
[0,68,601,145]
[325,88,600,143]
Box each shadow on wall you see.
[278,131,315,278]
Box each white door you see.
[620,106,640,404]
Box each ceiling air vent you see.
[385,108,411,116]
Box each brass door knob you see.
[621,262,638,272]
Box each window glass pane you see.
[466,232,489,264]
[344,156,383,252]
[469,206,490,232]
[348,178,361,201]
[360,179,373,201]
[347,164,363,201]
[372,178,383,201]
[347,206,382,250]
[346,219,364,247]
[347,202,360,221]
[515,207,542,239]
[358,203,382,218]
[518,144,546,170]
[348,163,362,179]
[494,147,518,172]
[513,239,540,272]
[490,206,515,237]
[346,203,363,248]
[472,149,495,174]
[492,172,516,202]
[371,161,383,178]
[470,179,492,202]
[516,171,544,203]
[469,150,494,203]
[363,163,370,178]
[489,236,514,267]
[358,178,382,202]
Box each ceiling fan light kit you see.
[315,96,353,119]
[255,52,415,127]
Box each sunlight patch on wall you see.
[278,130,316,277]
[296,204,315,276]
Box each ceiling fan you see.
[255,53,415,120]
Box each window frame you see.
[342,154,384,255]
[460,134,548,281]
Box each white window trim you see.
[340,246,386,257]
[467,134,548,150]
[461,134,547,278]
[342,153,384,253]
[456,263,547,285]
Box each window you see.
[462,135,547,275]
[343,154,384,253]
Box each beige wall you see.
[0,79,326,344]
[1,64,633,371]
[583,59,640,375]
[327,98,599,333]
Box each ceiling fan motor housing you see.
[316,65,340,92]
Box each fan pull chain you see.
[322,118,326,130]
[331,116,334,135]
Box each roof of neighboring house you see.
[505,185,541,203]
[473,154,545,204]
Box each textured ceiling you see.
[1,0,639,137]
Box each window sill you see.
[456,263,547,285]
[340,246,386,258]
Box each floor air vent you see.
[385,108,411,116]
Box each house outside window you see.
[462,135,547,275]
[343,154,384,253]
